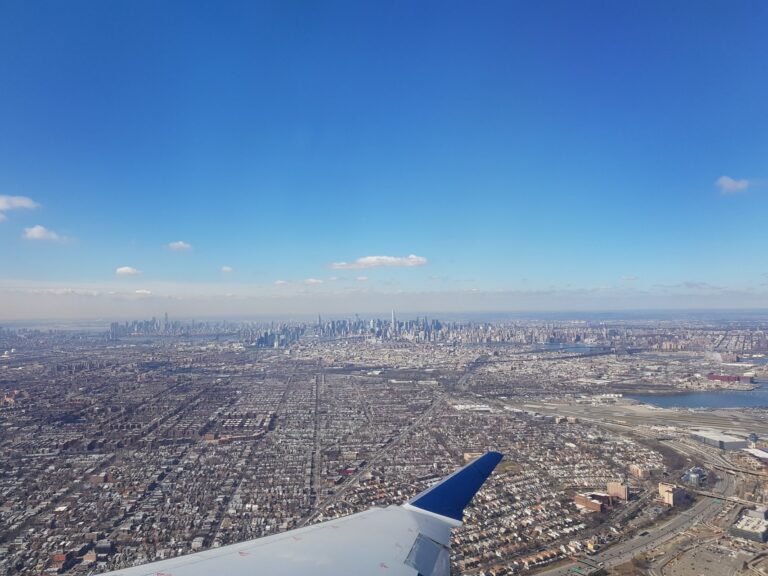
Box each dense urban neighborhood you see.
[2,316,768,575]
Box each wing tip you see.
[406,451,504,522]
[484,451,504,466]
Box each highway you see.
[537,446,736,576]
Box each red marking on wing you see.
[238,551,251,557]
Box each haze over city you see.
[2,1,767,319]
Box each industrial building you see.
[706,372,755,384]
[731,510,768,543]
[681,466,707,487]
[691,429,748,450]
[747,507,768,520]
[743,447,768,462]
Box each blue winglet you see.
[406,451,503,522]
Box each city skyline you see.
[2,1,768,319]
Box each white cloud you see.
[221,266,234,273]
[168,240,192,251]
[653,281,723,291]
[24,287,102,296]
[303,278,324,285]
[116,266,142,276]
[134,289,152,295]
[356,276,369,282]
[330,254,428,270]
[0,195,39,221]
[274,280,288,286]
[22,224,64,242]
[0,195,39,211]
[716,175,749,194]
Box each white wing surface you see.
[98,452,503,576]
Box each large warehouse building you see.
[691,429,748,450]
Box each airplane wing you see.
[97,451,502,576]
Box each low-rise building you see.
[574,493,604,513]
[731,514,768,543]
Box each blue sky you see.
[1,1,767,319]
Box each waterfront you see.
[629,381,768,409]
